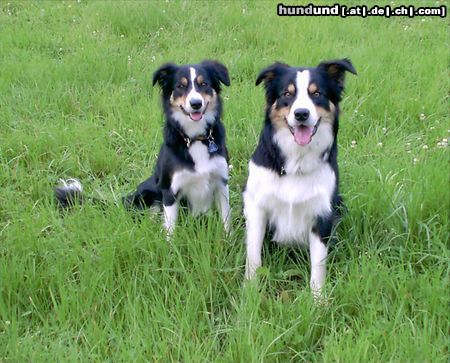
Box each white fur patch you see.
[244,161,335,246]
[171,141,228,215]
[287,70,319,127]
[273,122,334,175]
[185,67,204,110]
[164,204,178,234]
[309,231,328,297]
[58,178,83,193]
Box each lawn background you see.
[0,0,448,361]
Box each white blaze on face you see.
[185,67,205,115]
[287,70,319,127]
[171,67,212,138]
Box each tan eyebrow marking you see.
[181,77,188,86]
[197,75,204,84]
[287,84,295,94]
[308,83,318,93]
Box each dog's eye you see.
[177,84,185,89]
[283,91,293,97]
[200,82,208,87]
[312,90,321,97]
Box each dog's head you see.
[153,60,230,136]
[256,59,356,146]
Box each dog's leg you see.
[309,232,328,299]
[123,174,162,210]
[215,182,231,233]
[162,190,178,235]
[244,205,267,280]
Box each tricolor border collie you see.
[56,60,231,234]
[243,59,356,297]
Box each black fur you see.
[54,184,83,209]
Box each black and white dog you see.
[56,60,231,233]
[243,59,356,297]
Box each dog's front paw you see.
[311,287,330,306]
[244,259,264,280]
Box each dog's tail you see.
[54,178,85,209]
[55,176,161,211]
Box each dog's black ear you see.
[152,63,178,89]
[255,62,290,86]
[256,62,289,104]
[318,58,357,87]
[201,60,230,92]
[317,58,356,102]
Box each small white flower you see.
[406,142,411,147]
[229,164,234,171]
[354,110,358,113]
[120,34,124,38]
[377,142,383,147]
[413,157,418,164]
[417,137,422,141]
[422,145,428,150]
[437,139,448,148]
[419,113,426,121]
[350,140,357,148]
[382,127,387,133]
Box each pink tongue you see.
[190,112,203,121]
[294,125,314,146]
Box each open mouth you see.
[180,103,209,122]
[288,118,321,146]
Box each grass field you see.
[0,0,448,361]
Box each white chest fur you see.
[171,141,228,215]
[274,122,334,175]
[244,160,335,246]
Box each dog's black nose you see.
[190,99,203,110]
[294,108,310,122]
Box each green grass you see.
[0,0,448,361]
